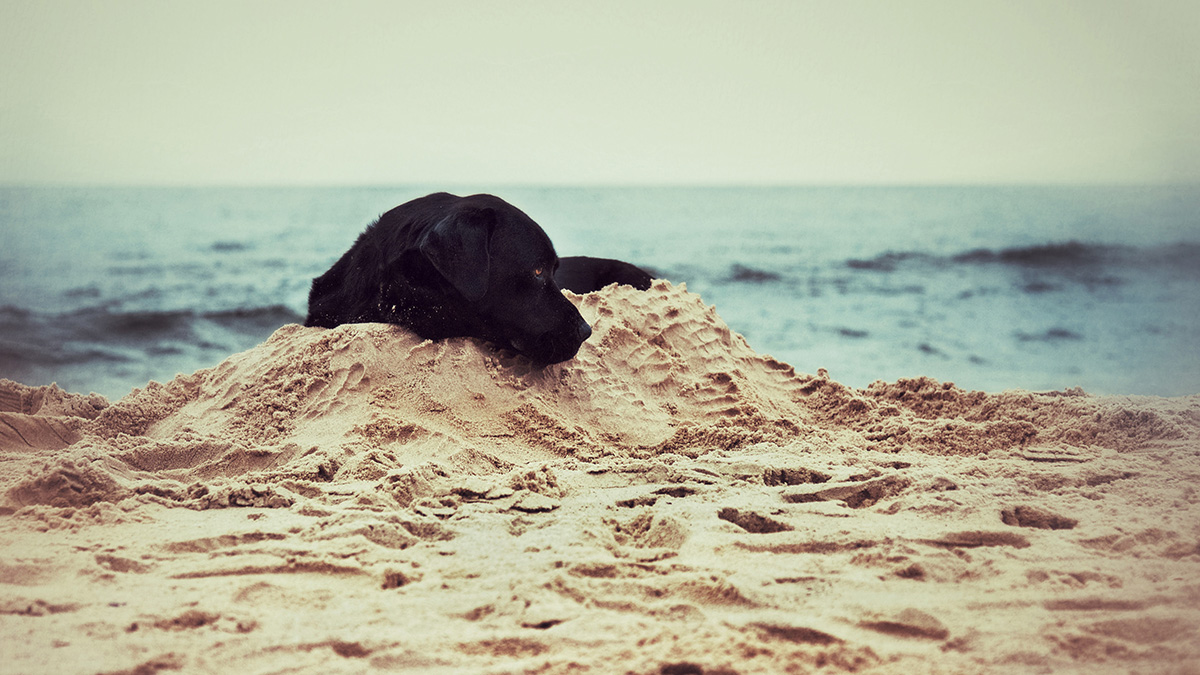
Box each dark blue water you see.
[2,185,1198,399]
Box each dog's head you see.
[409,194,592,364]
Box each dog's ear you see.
[416,206,493,302]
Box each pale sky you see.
[2,0,1198,185]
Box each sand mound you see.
[7,281,1189,509]
[2,281,1198,673]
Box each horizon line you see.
[3,180,1199,190]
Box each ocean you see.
[2,185,1198,400]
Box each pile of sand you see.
[2,281,1198,674]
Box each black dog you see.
[555,256,654,294]
[306,193,592,364]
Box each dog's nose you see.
[576,319,593,343]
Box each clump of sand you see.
[2,281,1198,674]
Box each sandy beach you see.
[2,281,1198,674]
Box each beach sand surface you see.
[2,281,1198,674]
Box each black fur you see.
[555,256,654,294]
[306,192,592,364]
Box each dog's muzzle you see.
[512,318,592,364]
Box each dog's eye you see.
[533,268,544,279]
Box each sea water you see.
[2,185,1198,400]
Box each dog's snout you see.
[576,318,593,344]
[522,315,592,364]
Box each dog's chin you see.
[507,334,586,366]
